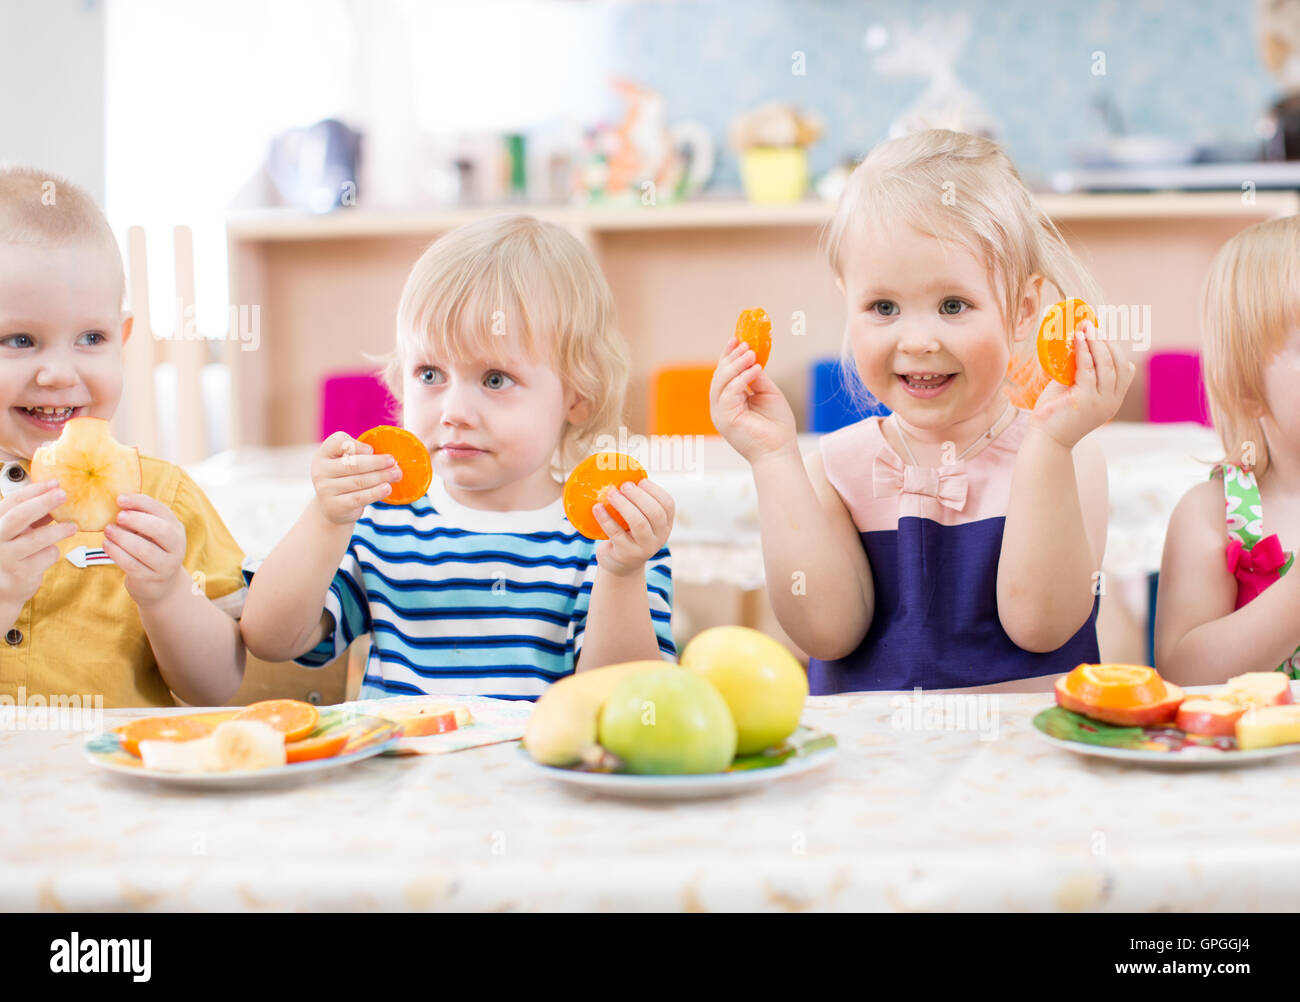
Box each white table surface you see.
[5,690,1299,912]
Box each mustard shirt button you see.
[4,629,22,646]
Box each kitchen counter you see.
[5,691,1300,912]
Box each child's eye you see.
[415,366,444,385]
[868,301,899,317]
[484,371,515,390]
[939,299,969,316]
[77,331,107,346]
[1,334,34,349]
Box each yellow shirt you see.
[0,456,246,707]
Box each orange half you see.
[563,452,648,540]
[1036,298,1097,386]
[357,425,432,505]
[1064,663,1167,709]
[119,715,214,758]
[735,308,772,368]
[232,699,319,742]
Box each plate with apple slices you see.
[1033,665,1300,767]
[85,704,400,788]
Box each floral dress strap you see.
[1211,462,1300,678]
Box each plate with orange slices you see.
[85,700,400,788]
[1032,664,1300,767]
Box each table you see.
[6,694,1299,911]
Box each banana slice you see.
[211,720,287,771]
[138,736,222,772]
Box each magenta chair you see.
[319,372,397,441]
[1147,351,1211,425]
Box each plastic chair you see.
[1147,351,1211,425]
[320,372,396,441]
[807,358,888,433]
[650,365,718,436]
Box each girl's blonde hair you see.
[1201,215,1300,475]
[380,214,628,478]
[822,129,1100,409]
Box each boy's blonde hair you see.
[1201,215,1300,475]
[823,129,1099,408]
[381,214,628,477]
[0,165,124,302]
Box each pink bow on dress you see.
[871,450,968,512]
[1225,533,1289,610]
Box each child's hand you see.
[709,335,799,466]
[311,432,403,526]
[103,494,191,608]
[1030,321,1136,450]
[592,478,675,577]
[0,480,78,613]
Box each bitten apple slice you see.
[1175,698,1247,737]
[1216,672,1293,709]
[1236,704,1300,750]
[376,703,473,738]
[29,417,141,532]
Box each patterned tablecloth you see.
[4,691,1299,912]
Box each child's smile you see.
[0,241,127,461]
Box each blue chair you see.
[807,358,889,433]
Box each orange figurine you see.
[357,425,433,505]
[563,452,648,540]
[1036,298,1097,386]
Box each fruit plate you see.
[84,708,400,788]
[1031,707,1300,768]
[520,727,837,799]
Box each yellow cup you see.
[739,146,809,204]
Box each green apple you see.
[680,626,808,754]
[597,668,737,774]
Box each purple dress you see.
[806,411,1100,692]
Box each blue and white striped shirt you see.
[250,476,675,701]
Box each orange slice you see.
[563,452,648,540]
[284,731,350,763]
[1069,663,1166,709]
[119,715,214,758]
[231,699,319,742]
[30,416,142,531]
[357,425,432,505]
[735,308,772,368]
[1036,298,1097,386]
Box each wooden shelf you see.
[225,190,1300,242]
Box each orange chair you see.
[649,365,719,436]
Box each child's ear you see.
[120,312,134,346]
[566,392,592,425]
[1012,275,1045,344]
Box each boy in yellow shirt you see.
[0,166,246,707]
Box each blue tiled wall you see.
[606,0,1276,189]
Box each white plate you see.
[84,711,399,789]
[1031,724,1300,769]
[518,743,836,799]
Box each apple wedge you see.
[30,417,141,532]
[1236,704,1300,750]
[1216,672,1293,709]
[376,703,473,738]
[1175,698,1247,737]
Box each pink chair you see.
[319,372,397,441]
[1147,351,1211,425]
